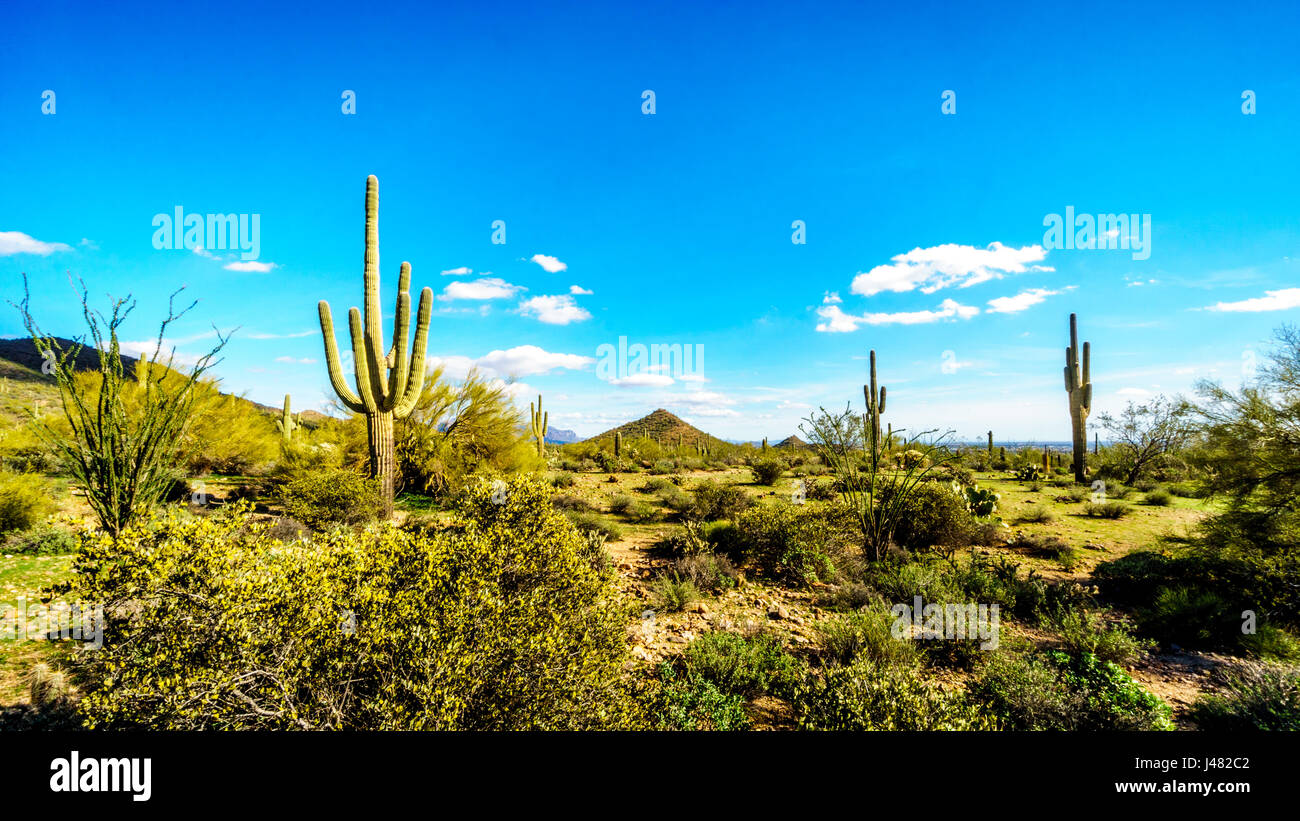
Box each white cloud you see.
[849,242,1052,297]
[822,291,842,304]
[1206,288,1300,313]
[816,299,980,332]
[777,400,811,410]
[678,372,709,383]
[79,238,99,250]
[224,260,276,272]
[440,277,523,301]
[519,294,591,325]
[441,266,472,276]
[0,231,72,256]
[274,356,317,364]
[247,329,317,340]
[476,345,594,376]
[569,284,593,295]
[529,253,567,273]
[611,373,675,387]
[986,287,1060,314]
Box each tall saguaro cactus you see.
[275,394,299,443]
[319,175,434,518]
[614,430,622,458]
[864,350,887,456]
[530,395,548,458]
[987,430,993,455]
[1063,313,1093,483]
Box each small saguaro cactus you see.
[1064,312,1093,483]
[1094,432,1099,455]
[864,349,887,457]
[275,393,299,443]
[318,175,434,519]
[1043,446,1050,473]
[530,394,548,458]
[999,446,1006,460]
[761,437,768,452]
[987,431,994,455]
[614,430,622,458]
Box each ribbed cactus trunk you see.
[987,431,993,455]
[1064,313,1093,483]
[318,175,434,520]
[530,395,548,458]
[368,410,395,510]
[864,350,887,458]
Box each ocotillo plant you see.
[275,394,299,443]
[319,175,434,518]
[1064,312,1093,483]
[864,349,887,456]
[529,395,548,458]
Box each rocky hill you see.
[589,408,726,449]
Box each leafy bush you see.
[719,502,852,583]
[3,521,77,555]
[816,604,922,668]
[1190,662,1300,730]
[1083,501,1130,519]
[1138,586,1238,648]
[607,494,635,515]
[681,631,802,700]
[649,574,700,612]
[670,553,741,594]
[649,459,675,475]
[0,471,55,536]
[1019,504,1053,524]
[650,664,750,730]
[67,476,639,729]
[887,482,974,551]
[278,467,382,530]
[1053,610,1153,666]
[690,480,754,521]
[550,472,576,489]
[552,493,596,512]
[1143,488,1174,506]
[794,658,994,730]
[750,457,786,486]
[971,650,1173,730]
[565,511,623,543]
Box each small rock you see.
[767,605,789,620]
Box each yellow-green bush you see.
[277,467,382,530]
[0,470,55,536]
[67,475,639,729]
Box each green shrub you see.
[3,521,77,555]
[1083,501,1130,519]
[887,482,975,551]
[565,511,623,542]
[649,574,699,612]
[1239,625,1300,662]
[670,553,741,594]
[1053,610,1153,666]
[690,480,754,521]
[1138,586,1237,648]
[971,650,1173,730]
[1190,662,1300,731]
[722,502,849,583]
[0,471,55,537]
[816,605,922,668]
[68,476,639,729]
[1019,504,1053,524]
[278,467,381,530]
[649,459,675,475]
[550,472,576,488]
[681,631,802,699]
[1143,488,1174,506]
[795,658,994,730]
[750,457,786,486]
[607,494,635,515]
[552,493,596,512]
[650,664,750,730]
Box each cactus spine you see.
[529,395,548,457]
[864,350,887,457]
[1064,313,1093,483]
[275,393,299,443]
[318,175,434,518]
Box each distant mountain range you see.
[545,427,580,444]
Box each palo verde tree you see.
[318,175,434,518]
[14,274,229,537]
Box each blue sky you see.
[2,0,1298,440]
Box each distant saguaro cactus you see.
[530,395,548,457]
[275,394,299,443]
[1043,446,1050,473]
[761,437,768,451]
[1064,313,1093,483]
[987,431,993,455]
[614,430,622,458]
[1094,432,1099,455]
[864,350,887,456]
[318,175,434,518]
